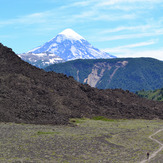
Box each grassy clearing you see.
[0,119,162,163]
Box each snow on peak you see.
[59,28,85,41]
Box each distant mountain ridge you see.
[1,43,163,124]
[19,29,115,68]
[45,57,163,92]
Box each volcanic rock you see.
[0,43,162,125]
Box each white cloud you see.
[98,28,163,41]
[117,50,163,61]
[97,0,163,6]
[104,48,163,60]
[1,0,161,29]
[88,0,160,14]
[61,1,93,8]
[103,40,163,60]
[93,13,137,21]
[118,40,157,48]
[17,13,48,24]
[72,10,96,20]
[103,40,157,53]
[58,0,159,22]
[0,12,49,27]
[100,25,152,34]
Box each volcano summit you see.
[19,29,115,68]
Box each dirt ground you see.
[0,119,162,163]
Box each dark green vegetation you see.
[91,116,117,122]
[0,119,162,162]
[0,43,163,125]
[136,88,163,101]
[45,58,163,92]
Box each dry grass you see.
[0,119,162,163]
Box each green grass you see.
[69,118,87,124]
[37,131,60,135]
[91,116,118,122]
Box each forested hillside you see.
[136,88,163,101]
[45,58,163,92]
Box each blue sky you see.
[0,0,163,60]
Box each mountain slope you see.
[19,52,64,68]
[45,58,163,92]
[136,88,163,101]
[19,29,115,68]
[0,43,163,125]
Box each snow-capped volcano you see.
[59,28,85,41]
[19,29,115,68]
